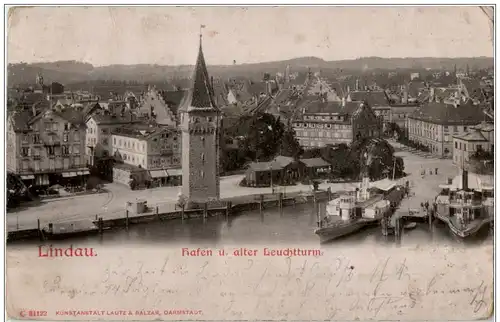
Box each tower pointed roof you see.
[179,36,219,113]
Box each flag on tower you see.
[201,24,206,28]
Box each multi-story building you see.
[7,106,89,187]
[85,110,142,165]
[452,122,494,166]
[407,100,486,157]
[292,100,382,148]
[388,103,419,131]
[110,125,181,186]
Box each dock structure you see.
[7,189,333,242]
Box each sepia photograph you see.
[4,5,495,321]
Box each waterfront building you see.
[179,36,221,203]
[6,105,89,188]
[407,99,485,158]
[292,100,382,148]
[85,111,142,166]
[111,125,181,187]
[245,156,306,187]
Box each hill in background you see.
[8,56,494,87]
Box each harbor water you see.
[9,202,492,247]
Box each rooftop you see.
[349,91,389,106]
[409,100,486,125]
[453,129,488,142]
[178,37,219,113]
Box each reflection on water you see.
[10,202,493,247]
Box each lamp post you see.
[269,164,274,194]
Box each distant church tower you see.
[179,33,221,205]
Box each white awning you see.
[166,168,183,176]
[82,170,90,175]
[20,175,35,180]
[369,178,396,191]
[149,170,168,178]
[62,172,77,178]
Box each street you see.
[7,145,459,231]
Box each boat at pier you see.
[315,176,395,243]
[42,219,99,240]
[434,170,494,239]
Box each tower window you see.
[201,170,204,178]
[201,153,205,163]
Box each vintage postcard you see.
[5,5,495,321]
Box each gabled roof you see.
[273,155,295,168]
[179,37,219,113]
[159,90,187,115]
[300,158,330,168]
[9,110,34,132]
[409,100,485,125]
[27,107,87,128]
[453,129,488,142]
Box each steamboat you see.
[434,169,494,239]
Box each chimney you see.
[32,104,37,117]
[355,80,359,91]
[429,87,435,102]
[342,97,346,107]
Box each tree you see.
[279,128,303,158]
[239,112,284,161]
[348,137,401,180]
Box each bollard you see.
[37,218,41,240]
[125,210,129,230]
[203,203,208,220]
[226,202,231,221]
[327,187,332,201]
[181,205,185,222]
[259,194,264,213]
[279,192,283,209]
[98,217,103,234]
[395,218,400,238]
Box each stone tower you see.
[179,35,221,205]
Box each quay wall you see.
[7,190,334,243]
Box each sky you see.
[7,6,494,66]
